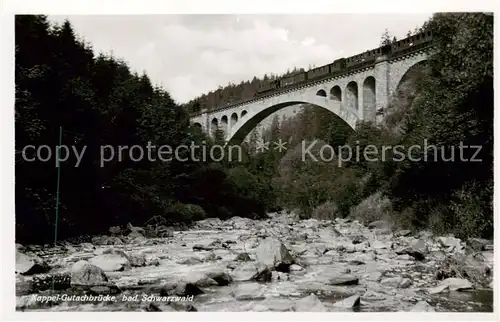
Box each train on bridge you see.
[191,29,433,115]
[256,29,433,95]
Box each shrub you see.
[349,191,392,225]
[165,202,206,223]
[312,201,338,220]
[448,180,493,239]
[393,206,418,231]
[424,203,454,237]
[183,204,207,222]
[330,168,364,217]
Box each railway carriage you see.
[307,64,332,81]
[392,29,433,58]
[280,74,294,87]
[345,53,363,70]
[413,29,433,50]
[252,29,433,100]
[280,71,306,88]
[257,79,280,94]
[345,47,380,71]
[293,72,306,84]
[331,58,346,74]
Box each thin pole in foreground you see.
[54,126,62,246]
[52,126,62,294]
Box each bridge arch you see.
[346,81,359,110]
[226,94,360,146]
[241,110,248,118]
[316,89,327,97]
[192,122,202,130]
[363,76,376,122]
[210,117,219,134]
[330,85,342,101]
[389,52,429,96]
[230,112,238,128]
[221,115,228,133]
[394,59,429,95]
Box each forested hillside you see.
[15,16,269,244]
[15,12,493,245]
[245,12,493,239]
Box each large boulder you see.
[128,252,147,267]
[426,278,473,294]
[70,260,109,286]
[256,237,294,271]
[327,275,359,286]
[399,239,428,261]
[437,236,463,252]
[206,271,233,286]
[16,251,50,275]
[231,262,272,282]
[332,294,361,309]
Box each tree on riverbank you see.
[15,15,269,244]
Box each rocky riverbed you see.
[15,212,494,312]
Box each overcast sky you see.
[47,14,432,104]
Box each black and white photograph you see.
[2,0,497,319]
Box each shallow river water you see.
[15,214,494,312]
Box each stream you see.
[15,212,494,312]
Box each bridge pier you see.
[374,56,390,124]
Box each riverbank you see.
[15,212,494,312]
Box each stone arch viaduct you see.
[190,47,430,145]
